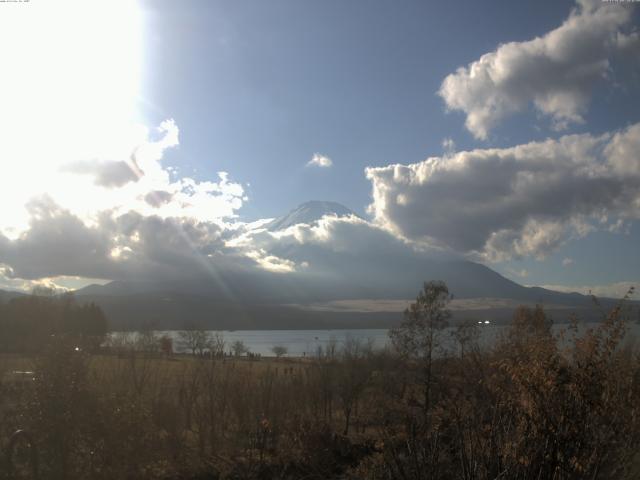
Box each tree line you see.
[0,288,108,353]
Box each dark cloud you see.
[0,196,233,282]
[144,190,173,208]
[0,196,114,279]
[64,159,141,188]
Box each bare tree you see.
[136,329,160,353]
[336,337,372,435]
[210,332,226,357]
[389,280,451,413]
[451,320,479,359]
[271,345,288,358]
[106,331,135,354]
[178,329,212,356]
[231,340,248,357]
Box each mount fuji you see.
[63,201,619,330]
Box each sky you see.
[0,0,639,297]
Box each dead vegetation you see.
[0,283,639,479]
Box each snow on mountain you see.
[266,201,360,231]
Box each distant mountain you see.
[0,289,26,304]
[266,201,359,231]
[71,284,620,332]
[72,281,155,297]
[71,256,619,331]
[15,200,633,331]
[74,255,566,305]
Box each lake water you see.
[118,321,640,357]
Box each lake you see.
[116,321,640,357]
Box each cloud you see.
[366,122,640,262]
[439,0,640,139]
[4,193,632,305]
[0,118,246,241]
[243,249,298,273]
[0,199,448,301]
[228,214,455,299]
[0,194,251,283]
[0,0,148,235]
[307,153,333,168]
[442,138,456,156]
[0,111,251,292]
[61,119,178,190]
[0,266,107,294]
[144,190,174,208]
[0,197,115,280]
[507,268,529,278]
[562,257,574,267]
[64,159,141,188]
[0,4,253,291]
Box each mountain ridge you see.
[2,201,632,330]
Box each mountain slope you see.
[67,201,631,329]
[0,289,26,304]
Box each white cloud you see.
[230,213,452,284]
[0,266,109,293]
[307,153,333,168]
[366,122,640,262]
[507,268,529,278]
[562,257,575,267]
[442,138,456,156]
[244,249,297,273]
[439,0,640,139]
[0,3,246,239]
[0,118,247,242]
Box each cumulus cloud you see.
[562,257,575,267]
[366,122,640,262]
[0,198,447,300]
[0,195,257,284]
[0,118,246,240]
[307,153,333,168]
[0,111,252,291]
[0,3,252,291]
[0,197,115,280]
[230,214,452,288]
[439,0,640,139]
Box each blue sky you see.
[137,0,640,290]
[0,0,638,296]
[140,0,589,219]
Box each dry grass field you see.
[1,287,640,479]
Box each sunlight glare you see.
[0,0,143,236]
